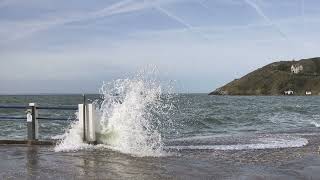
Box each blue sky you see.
[1,0,319,94]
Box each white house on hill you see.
[284,90,294,95]
[291,64,303,74]
[306,91,312,95]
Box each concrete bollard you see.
[27,103,38,141]
[87,104,96,144]
[78,104,86,142]
[78,103,97,144]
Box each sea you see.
[1,77,320,179]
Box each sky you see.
[1,0,320,94]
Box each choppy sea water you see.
[1,82,320,179]
[1,94,319,149]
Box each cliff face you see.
[210,57,320,96]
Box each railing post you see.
[27,103,38,141]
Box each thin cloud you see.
[301,0,305,31]
[0,0,18,8]
[301,0,305,17]
[0,0,177,42]
[3,0,140,41]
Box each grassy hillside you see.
[210,57,320,96]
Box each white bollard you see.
[78,103,96,143]
[87,104,96,143]
[78,104,86,141]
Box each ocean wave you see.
[310,121,320,128]
[166,136,308,151]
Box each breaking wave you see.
[55,68,175,157]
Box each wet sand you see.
[1,134,320,179]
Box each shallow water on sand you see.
[1,134,320,179]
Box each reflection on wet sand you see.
[26,146,39,179]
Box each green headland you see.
[210,57,320,96]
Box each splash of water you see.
[55,68,175,157]
[54,113,93,152]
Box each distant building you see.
[291,64,303,74]
[306,91,312,95]
[284,90,294,95]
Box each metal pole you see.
[27,103,38,141]
[83,94,86,142]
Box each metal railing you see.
[0,104,78,141]
[0,104,77,121]
[0,95,96,144]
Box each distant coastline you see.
[210,57,320,96]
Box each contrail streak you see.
[92,0,141,18]
[243,0,289,41]
[154,5,211,40]
[154,6,194,30]
[2,0,148,42]
[198,0,210,10]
